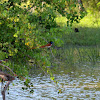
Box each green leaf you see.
[97,2,100,7]
[13,33,18,37]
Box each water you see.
[0,46,100,100]
[0,66,100,100]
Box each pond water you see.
[0,46,100,100]
[0,66,100,100]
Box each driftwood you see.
[0,63,16,100]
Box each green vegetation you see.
[56,13,100,46]
[0,0,100,94]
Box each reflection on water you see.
[0,46,100,100]
[0,66,100,100]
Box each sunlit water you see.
[0,65,100,100]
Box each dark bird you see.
[74,28,79,32]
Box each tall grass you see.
[55,14,100,46]
[50,14,100,71]
[53,46,100,69]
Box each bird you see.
[39,41,53,48]
[74,28,79,32]
[31,41,53,49]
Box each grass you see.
[52,14,100,69]
[55,14,100,46]
[52,46,100,69]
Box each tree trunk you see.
[78,0,84,11]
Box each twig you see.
[0,63,17,76]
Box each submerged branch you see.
[0,63,16,100]
[1,81,12,100]
[0,71,15,100]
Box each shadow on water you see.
[0,46,100,100]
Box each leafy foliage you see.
[1,0,99,94]
[0,0,83,65]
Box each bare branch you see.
[0,63,17,76]
[0,71,15,81]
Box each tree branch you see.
[1,81,12,100]
[0,63,17,76]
